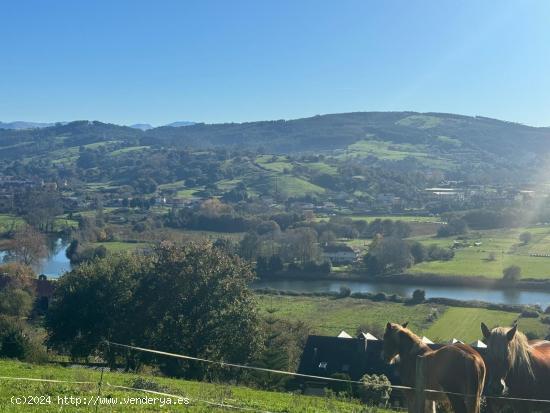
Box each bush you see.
[411,289,426,304]
[338,286,351,298]
[0,287,33,317]
[520,310,539,318]
[0,316,46,362]
[519,232,533,244]
[130,377,168,393]
[359,374,392,406]
[426,244,454,261]
[328,373,353,395]
[503,265,521,283]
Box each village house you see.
[322,243,358,265]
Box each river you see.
[3,240,550,307]
[252,279,550,308]
[0,238,71,277]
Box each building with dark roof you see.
[297,331,487,395]
[297,332,399,394]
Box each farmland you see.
[408,225,550,279]
[256,294,550,342]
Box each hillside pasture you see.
[257,294,550,343]
[409,226,550,279]
[0,360,385,412]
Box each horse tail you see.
[466,353,486,413]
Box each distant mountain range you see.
[128,121,195,130]
[1,120,195,131]
[1,112,549,183]
[0,121,62,130]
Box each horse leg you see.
[424,399,436,413]
[464,395,481,413]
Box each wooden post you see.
[414,355,427,413]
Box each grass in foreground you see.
[0,359,395,412]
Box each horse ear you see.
[481,322,491,339]
[386,322,392,331]
[507,324,518,341]
[402,322,409,329]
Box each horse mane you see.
[492,327,534,379]
[397,325,429,356]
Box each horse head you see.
[382,321,408,363]
[481,322,532,396]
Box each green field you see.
[110,146,151,156]
[409,226,550,279]
[257,295,550,343]
[0,214,25,232]
[425,307,547,342]
[256,155,294,172]
[257,295,438,336]
[90,241,150,252]
[0,360,390,412]
[316,215,442,223]
[336,138,454,170]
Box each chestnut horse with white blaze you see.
[383,322,486,413]
[481,322,550,412]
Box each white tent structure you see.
[337,330,353,339]
[358,332,378,341]
[471,340,487,348]
[421,336,434,344]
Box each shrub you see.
[372,292,387,301]
[130,377,168,393]
[338,286,351,298]
[520,310,539,318]
[328,373,353,395]
[519,232,533,244]
[411,289,426,304]
[0,316,46,362]
[503,265,521,283]
[359,374,392,406]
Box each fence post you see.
[414,355,426,413]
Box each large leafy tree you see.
[131,242,263,377]
[364,236,413,275]
[46,254,141,360]
[46,242,263,378]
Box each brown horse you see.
[383,322,486,413]
[481,322,550,412]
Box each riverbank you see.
[258,270,550,292]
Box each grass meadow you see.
[256,294,550,343]
[409,225,550,279]
[0,359,393,412]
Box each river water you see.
[3,239,550,307]
[252,279,550,308]
[0,238,71,277]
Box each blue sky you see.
[1,0,549,126]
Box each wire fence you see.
[2,340,550,412]
[106,341,550,405]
